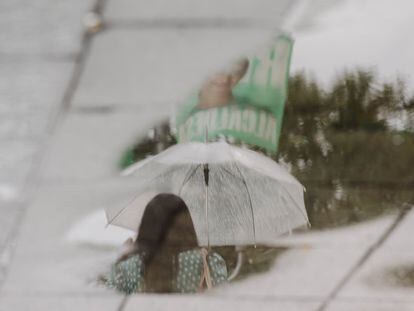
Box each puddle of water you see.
[366,264,414,289]
[228,246,286,281]
[386,265,414,288]
[100,193,285,293]
[121,70,414,230]
[111,70,414,293]
[281,71,414,228]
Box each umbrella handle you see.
[227,248,244,281]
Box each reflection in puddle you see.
[228,246,286,281]
[385,265,414,288]
[122,71,414,230]
[283,71,414,228]
[112,70,413,293]
[367,264,414,289]
[100,193,285,293]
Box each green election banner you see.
[176,33,293,153]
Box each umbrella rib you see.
[108,164,201,227]
[107,165,184,226]
[221,166,244,181]
[233,162,257,245]
[276,180,310,225]
[178,164,201,196]
[106,191,145,227]
[108,164,200,228]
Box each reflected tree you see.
[279,69,414,228]
[121,69,414,229]
[118,69,414,282]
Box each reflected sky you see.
[291,0,414,91]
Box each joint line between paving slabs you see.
[316,204,413,311]
[105,18,272,30]
[117,296,129,311]
[60,0,108,113]
[0,0,109,295]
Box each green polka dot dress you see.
[103,249,227,294]
[175,249,228,293]
[105,254,145,294]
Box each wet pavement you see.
[1,0,414,310]
[0,0,93,283]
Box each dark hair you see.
[118,193,198,292]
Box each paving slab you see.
[0,1,88,288]
[274,215,396,250]
[200,214,398,304]
[0,141,38,202]
[105,0,293,23]
[380,208,414,250]
[337,209,414,302]
[124,294,319,311]
[0,59,74,114]
[0,204,23,249]
[0,203,24,282]
[326,300,414,311]
[0,295,123,311]
[41,109,166,182]
[72,27,276,107]
[0,142,37,181]
[1,180,142,295]
[0,113,51,141]
[0,0,93,56]
[217,247,365,300]
[0,46,76,203]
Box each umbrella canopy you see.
[106,141,309,246]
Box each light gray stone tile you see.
[0,201,23,284]
[217,247,365,299]
[0,142,37,179]
[1,180,142,295]
[41,109,166,182]
[381,209,414,250]
[337,210,414,301]
[0,141,38,202]
[0,54,74,203]
[105,0,293,23]
[0,295,123,311]
[72,27,275,107]
[275,215,396,250]
[327,300,414,311]
[0,60,73,114]
[0,0,93,55]
[125,294,319,311]
[0,113,51,140]
[0,204,23,252]
[208,217,398,300]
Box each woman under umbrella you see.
[102,193,228,294]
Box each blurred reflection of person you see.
[101,194,228,294]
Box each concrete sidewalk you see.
[0,0,95,284]
[1,1,414,310]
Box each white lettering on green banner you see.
[176,33,293,153]
[178,105,279,151]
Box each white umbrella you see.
[106,141,309,246]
